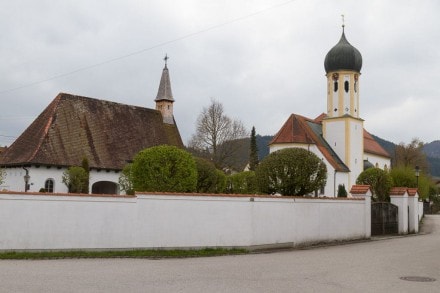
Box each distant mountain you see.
[423,140,440,158]
[371,135,396,159]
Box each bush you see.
[195,157,222,193]
[356,168,392,201]
[227,171,257,194]
[62,166,89,193]
[131,145,197,192]
[337,184,347,197]
[255,148,327,196]
[119,164,134,195]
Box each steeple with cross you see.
[155,54,175,124]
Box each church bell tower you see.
[322,22,364,188]
[155,54,175,124]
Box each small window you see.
[333,81,338,92]
[45,179,54,193]
[320,186,325,195]
[344,81,349,92]
[354,81,358,92]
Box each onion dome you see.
[324,28,362,73]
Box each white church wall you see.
[0,192,369,250]
[269,143,313,154]
[323,120,345,162]
[348,120,364,187]
[364,153,390,170]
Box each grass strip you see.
[0,248,248,260]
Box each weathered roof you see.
[270,114,349,172]
[155,65,174,102]
[364,130,390,158]
[0,93,183,170]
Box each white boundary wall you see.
[0,192,370,250]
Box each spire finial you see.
[164,54,169,66]
[341,14,345,31]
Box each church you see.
[0,59,183,194]
[270,25,390,197]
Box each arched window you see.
[375,163,379,168]
[45,179,55,193]
[333,81,338,92]
[384,164,388,171]
[344,81,349,92]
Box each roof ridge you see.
[27,94,63,161]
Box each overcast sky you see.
[1,0,439,147]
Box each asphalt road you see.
[1,216,440,293]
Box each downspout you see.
[23,166,30,192]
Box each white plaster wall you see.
[390,195,409,234]
[349,120,364,187]
[1,166,122,194]
[89,169,121,193]
[0,193,136,249]
[323,120,345,163]
[364,153,391,170]
[408,196,419,233]
[418,201,424,221]
[1,166,68,193]
[0,192,369,250]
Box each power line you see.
[0,0,297,95]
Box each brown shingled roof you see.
[0,93,183,170]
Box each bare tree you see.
[189,99,248,169]
[394,138,428,172]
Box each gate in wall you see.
[371,202,398,235]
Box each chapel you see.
[0,58,183,194]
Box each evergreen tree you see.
[337,184,347,197]
[81,157,90,194]
[249,126,259,171]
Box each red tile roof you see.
[350,185,371,195]
[389,187,408,196]
[270,114,315,144]
[270,112,390,171]
[0,93,183,170]
[407,188,419,196]
[270,114,349,172]
[363,130,390,158]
